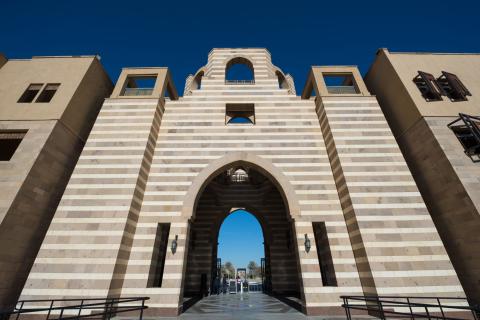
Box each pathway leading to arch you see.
[181,293,305,319]
[173,293,364,320]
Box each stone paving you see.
[183,293,298,318]
[146,293,368,320]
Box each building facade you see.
[365,48,480,306]
[0,54,113,308]
[4,48,469,316]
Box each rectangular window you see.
[121,75,157,96]
[18,84,43,103]
[312,222,337,286]
[413,71,445,101]
[36,83,60,103]
[323,73,359,94]
[225,103,255,125]
[0,130,27,161]
[448,113,480,162]
[437,71,471,102]
[148,223,171,287]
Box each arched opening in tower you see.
[225,57,254,83]
[182,164,301,303]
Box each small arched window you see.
[225,57,254,84]
[192,71,204,90]
[276,71,288,89]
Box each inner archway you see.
[217,209,264,288]
[182,163,301,303]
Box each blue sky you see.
[217,210,264,268]
[1,0,479,94]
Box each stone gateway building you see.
[0,48,477,316]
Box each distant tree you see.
[223,261,235,278]
[247,261,260,279]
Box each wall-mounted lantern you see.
[304,234,311,253]
[171,235,178,254]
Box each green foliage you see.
[247,260,261,279]
[222,261,235,278]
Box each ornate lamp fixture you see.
[171,235,178,254]
[304,234,311,253]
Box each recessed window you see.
[225,57,255,84]
[448,113,480,162]
[18,84,43,103]
[148,223,171,287]
[413,71,445,101]
[225,103,255,125]
[36,83,60,103]
[312,222,337,286]
[0,130,27,161]
[121,75,157,96]
[437,71,471,102]
[323,73,359,94]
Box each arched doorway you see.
[182,163,301,302]
[216,209,264,291]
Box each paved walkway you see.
[124,293,372,319]
[174,293,355,320]
[182,293,300,318]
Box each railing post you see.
[77,300,84,318]
[375,296,383,320]
[108,298,114,320]
[46,300,54,320]
[101,299,106,320]
[58,307,64,320]
[15,301,25,320]
[424,306,431,320]
[437,298,445,320]
[103,298,110,320]
[139,298,145,320]
[342,297,350,320]
[407,297,414,320]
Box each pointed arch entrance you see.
[180,153,303,307]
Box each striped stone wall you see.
[117,49,363,315]
[308,65,466,306]
[19,48,467,316]
[21,97,165,300]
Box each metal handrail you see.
[0,296,149,320]
[122,87,154,96]
[341,295,479,320]
[225,80,255,84]
[326,85,358,94]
